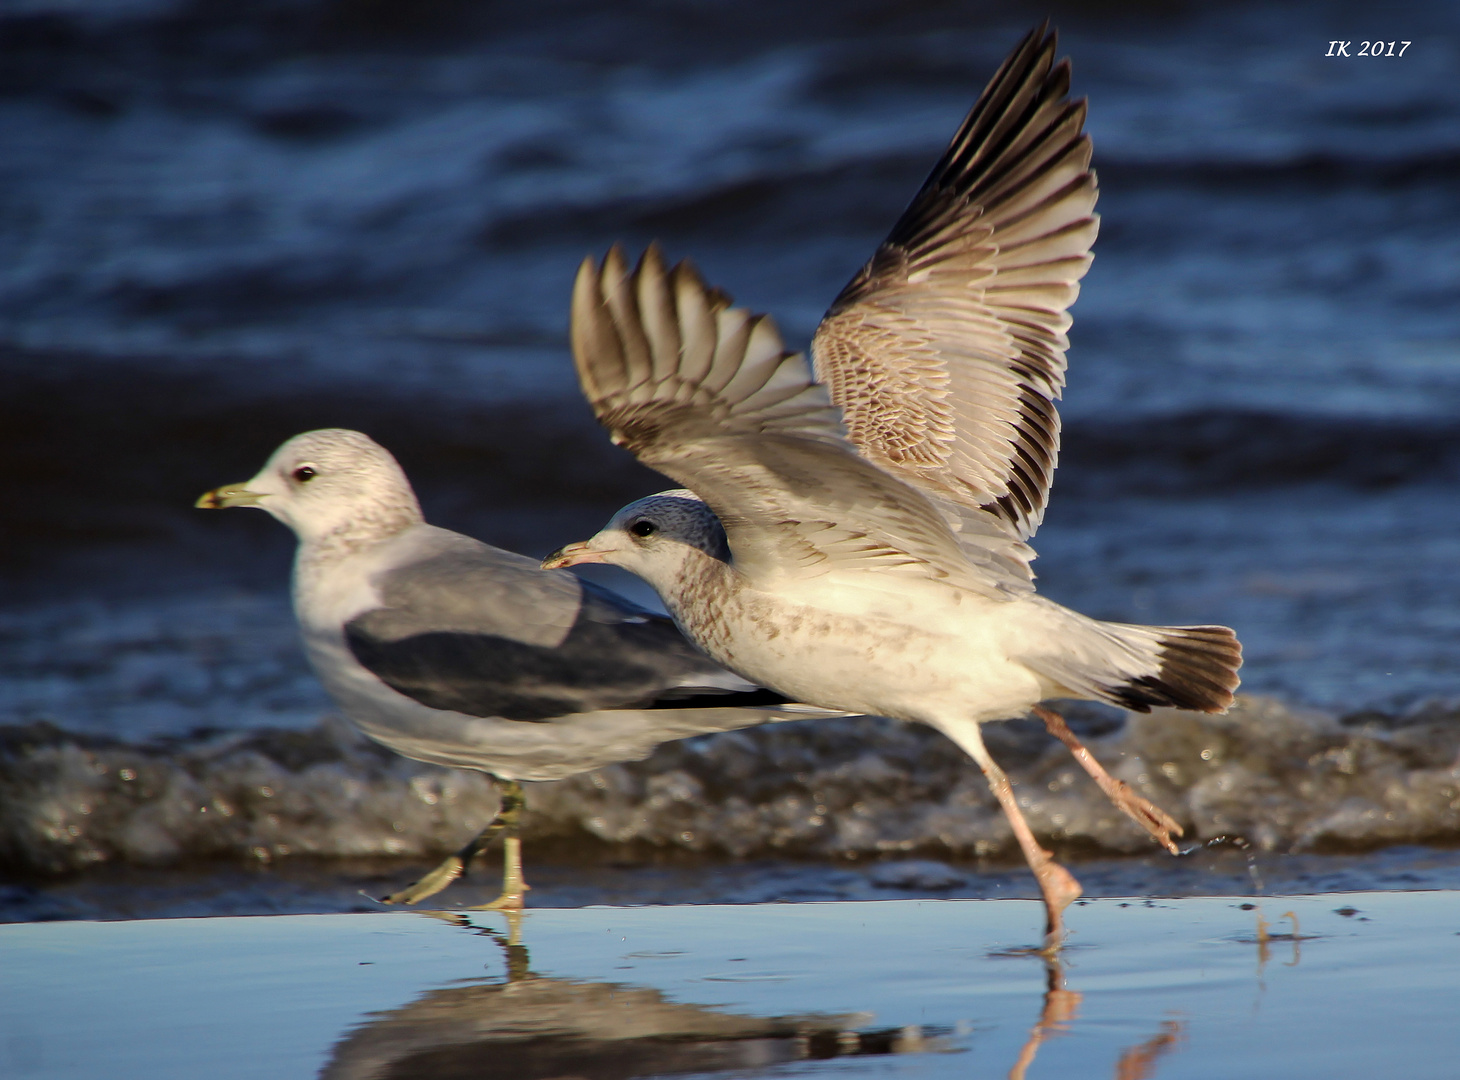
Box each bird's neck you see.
[655,546,743,642]
[291,503,422,601]
[295,497,423,557]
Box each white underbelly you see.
[684,588,1047,724]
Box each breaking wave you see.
[4,697,1458,877]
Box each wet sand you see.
[5,894,1458,1079]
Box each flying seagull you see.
[197,429,844,907]
[543,25,1242,950]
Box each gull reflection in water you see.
[321,913,952,1080]
[1008,956,1187,1080]
[1255,908,1305,974]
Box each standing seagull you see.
[197,429,844,907]
[544,26,1241,950]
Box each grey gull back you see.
[198,428,844,908]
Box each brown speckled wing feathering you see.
[571,245,1017,596]
[571,244,845,454]
[812,23,1097,570]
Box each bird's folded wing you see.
[811,22,1097,574]
[344,533,780,720]
[571,244,1020,596]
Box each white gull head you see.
[196,428,423,549]
[542,489,729,590]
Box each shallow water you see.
[5,895,1460,1079]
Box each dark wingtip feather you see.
[1109,626,1243,714]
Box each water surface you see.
[4,894,1458,1078]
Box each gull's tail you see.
[1101,624,1242,713]
[1027,603,1243,714]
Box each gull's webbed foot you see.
[380,779,527,908]
[472,890,528,911]
[381,854,466,906]
[467,835,530,911]
[1034,858,1082,955]
[1105,780,1183,855]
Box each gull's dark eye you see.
[629,519,658,539]
[292,465,318,483]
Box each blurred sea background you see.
[3,0,1460,919]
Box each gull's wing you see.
[344,531,793,720]
[811,23,1097,570]
[571,245,1028,596]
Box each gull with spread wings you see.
[544,25,1242,950]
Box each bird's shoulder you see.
[347,525,592,649]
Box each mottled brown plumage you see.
[812,23,1097,575]
[570,244,1012,594]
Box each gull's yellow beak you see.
[541,540,606,569]
[195,484,267,510]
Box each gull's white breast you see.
[673,567,1055,725]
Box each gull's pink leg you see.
[1008,957,1082,1080]
[941,717,1082,952]
[1033,706,1183,855]
[984,761,1083,952]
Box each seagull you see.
[543,25,1242,950]
[196,429,845,908]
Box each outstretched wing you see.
[571,244,1029,596]
[812,22,1097,570]
[344,532,785,720]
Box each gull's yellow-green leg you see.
[381,780,528,907]
[473,832,529,911]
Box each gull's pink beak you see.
[541,541,607,570]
